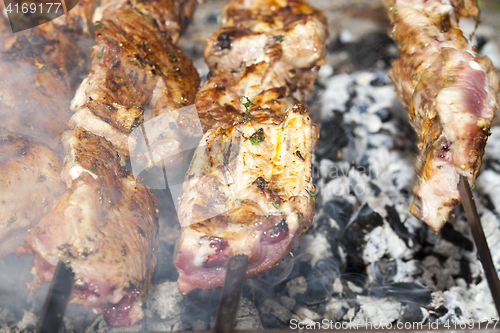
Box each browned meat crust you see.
[385,0,500,230]
[0,129,65,258]
[175,0,328,294]
[19,0,199,327]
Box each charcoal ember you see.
[286,276,307,299]
[400,303,424,323]
[303,273,331,306]
[151,241,179,284]
[375,108,392,122]
[440,223,473,252]
[84,315,143,333]
[371,258,398,283]
[259,299,292,328]
[370,71,392,87]
[421,256,455,290]
[144,281,183,324]
[347,31,395,69]
[323,198,354,231]
[315,112,349,161]
[280,296,296,311]
[62,305,98,333]
[370,283,432,305]
[385,205,411,247]
[340,204,384,274]
[234,297,263,330]
[183,288,221,327]
[313,258,341,295]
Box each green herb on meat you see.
[240,96,254,123]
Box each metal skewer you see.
[36,261,75,333]
[212,255,249,333]
[458,175,500,317]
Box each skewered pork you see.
[18,0,199,326]
[0,130,65,257]
[175,0,328,294]
[385,0,500,231]
[0,1,97,257]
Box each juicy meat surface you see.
[0,10,86,150]
[176,106,318,294]
[175,0,327,294]
[19,0,199,327]
[0,1,96,256]
[19,129,158,327]
[386,0,500,230]
[0,130,65,258]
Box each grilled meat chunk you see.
[176,105,318,294]
[0,130,65,258]
[0,10,86,150]
[0,1,96,257]
[386,0,500,230]
[19,0,199,326]
[175,0,327,294]
[70,2,200,165]
[18,129,158,327]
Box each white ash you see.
[260,299,292,324]
[286,277,308,299]
[144,281,184,323]
[234,298,263,330]
[352,296,402,325]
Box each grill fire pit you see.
[2,0,500,332]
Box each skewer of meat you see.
[175,0,328,294]
[0,0,98,257]
[385,0,500,231]
[17,0,199,327]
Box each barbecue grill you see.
[2,0,500,332]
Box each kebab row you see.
[14,0,199,327]
[174,0,328,294]
[385,0,500,231]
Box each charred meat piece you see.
[0,1,96,257]
[0,7,87,151]
[19,0,199,327]
[176,106,318,294]
[175,0,327,294]
[386,0,500,230]
[18,129,158,327]
[70,1,200,165]
[0,130,65,258]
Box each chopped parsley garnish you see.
[129,8,151,22]
[94,22,104,29]
[74,157,78,162]
[240,96,254,123]
[471,183,475,190]
[448,76,455,83]
[91,163,97,169]
[168,52,178,63]
[130,116,144,131]
[96,48,104,59]
[245,128,265,146]
[309,190,316,203]
[272,199,280,209]
[275,35,284,43]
